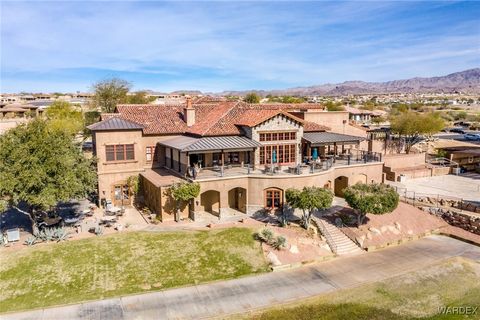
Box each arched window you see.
[264,188,283,209]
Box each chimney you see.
[184,96,195,127]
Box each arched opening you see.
[200,190,220,216]
[228,187,247,213]
[334,176,349,197]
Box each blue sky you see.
[1,1,479,93]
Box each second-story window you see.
[146,146,156,162]
[259,131,296,142]
[105,144,135,162]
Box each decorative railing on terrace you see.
[187,150,383,180]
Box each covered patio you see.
[158,135,262,179]
[302,132,382,166]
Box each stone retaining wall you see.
[413,197,480,214]
[420,207,480,235]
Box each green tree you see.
[244,92,261,104]
[45,101,84,136]
[325,101,345,111]
[285,187,333,229]
[126,175,140,200]
[343,183,399,227]
[83,110,101,136]
[390,111,444,153]
[361,101,376,111]
[0,119,97,230]
[124,91,156,104]
[169,182,200,222]
[454,111,467,121]
[371,116,385,125]
[92,78,131,113]
[390,103,409,114]
[281,96,306,103]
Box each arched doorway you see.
[334,176,349,197]
[200,190,220,216]
[228,187,247,213]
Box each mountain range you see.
[215,68,480,96]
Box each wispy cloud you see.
[1,1,479,92]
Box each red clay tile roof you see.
[303,121,331,132]
[234,109,303,127]
[90,102,329,136]
[246,103,326,111]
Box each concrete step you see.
[313,217,364,256]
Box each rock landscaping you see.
[420,206,480,235]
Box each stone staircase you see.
[313,217,364,256]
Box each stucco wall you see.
[93,129,180,205]
[303,111,368,137]
[383,153,426,169]
[192,162,384,215]
[139,174,189,221]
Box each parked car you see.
[450,128,466,134]
[464,133,480,141]
[82,141,93,150]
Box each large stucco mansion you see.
[88,97,385,222]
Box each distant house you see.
[0,103,43,118]
[88,99,384,222]
[440,147,480,172]
[344,106,386,124]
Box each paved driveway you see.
[387,173,480,202]
[3,235,480,320]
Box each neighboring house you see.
[88,98,384,222]
[0,103,44,119]
[440,147,480,172]
[344,106,386,124]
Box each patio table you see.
[100,216,117,224]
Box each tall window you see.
[105,144,135,162]
[259,144,296,164]
[114,184,129,201]
[265,188,282,208]
[146,146,156,162]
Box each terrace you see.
[156,132,382,181]
[190,149,383,180]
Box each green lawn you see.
[237,257,480,320]
[0,228,268,313]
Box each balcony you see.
[189,150,383,180]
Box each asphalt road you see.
[434,133,480,145]
[3,235,480,320]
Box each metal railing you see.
[187,150,383,180]
[426,157,459,168]
[392,186,479,213]
[315,218,338,254]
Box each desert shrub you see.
[272,235,287,250]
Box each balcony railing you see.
[187,150,383,180]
